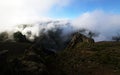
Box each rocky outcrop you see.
[10,50,49,75]
[0,49,49,75]
[6,43,53,75]
[0,50,49,75]
[67,32,94,48]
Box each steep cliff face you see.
[67,32,94,49]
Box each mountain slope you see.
[0,33,120,75]
[50,41,120,75]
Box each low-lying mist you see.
[0,19,98,50]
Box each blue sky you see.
[48,0,120,19]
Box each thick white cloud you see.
[0,0,71,30]
[73,10,120,41]
[18,10,120,41]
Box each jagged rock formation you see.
[67,32,94,48]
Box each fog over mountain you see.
[14,19,74,41]
[0,0,120,41]
[1,10,120,42]
[2,10,120,42]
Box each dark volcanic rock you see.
[67,32,94,48]
[10,50,49,75]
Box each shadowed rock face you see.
[67,32,94,48]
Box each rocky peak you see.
[67,32,94,48]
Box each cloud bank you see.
[73,10,120,41]
[0,0,71,28]
[14,10,120,42]
[15,19,73,41]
